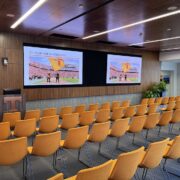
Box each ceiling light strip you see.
[10,0,47,29]
[130,36,180,46]
[161,47,180,51]
[82,9,180,40]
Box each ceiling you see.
[1,0,180,51]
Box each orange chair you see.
[24,109,40,122]
[47,173,64,180]
[109,118,129,149]
[136,104,147,116]
[109,147,145,180]
[148,98,155,106]
[100,102,110,110]
[143,113,160,139]
[0,122,11,140]
[3,112,21,128]
[157,111,173,135]
[139,138,169,179]
[60,113,79,129]
[74,104,86,115]
[169,109,180,133]
[175,96,180,101]
[37,115,59,133]
[141,98,149,105]
[42,108,57,117]
[123,106,136,118]
[161,101,176,111]
[59,106,73,118]
[88,103,99,112]
[169,96,175,102]
[79,111,95,126]
[111,101,120,111]
[96,109,110,123]
[155,97,163,105]
[0,137,28,178]
[161,97,169,105]
[147,103,158,114]
[175,101,180,109]
[121,100,130,108]
[111,107,125,121]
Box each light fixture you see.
[2,57,8,66]
[82,9,180,40]
[167,6,178,11]
[161,47,180,51]
[129,36,180,46]
[6,14,15,18]
[93,30,100,33]
[10,0,47,29]
[167,28,172,31]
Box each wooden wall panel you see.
[0,32,160,101]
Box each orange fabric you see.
[124,106,136,118]
[61,113,79,129]
[0,122,11,140]
[141,98,148,105]
[3,112,21,128]
[155,97,163,105]
[121,100,130,108]
[148,103,158,114]
[158,111,173,126]
[175,101,180,110]
[79,111,95,126]
[148,98,155,105]
[42,108,57,117]
[144,113,160,129]
[96,109,110,123]
[24,109,40,122]
[111,101,120,111]
[0,137,27,165]
[100,102,111,110]
[59,106,73,118]
[111,107,125,121]
[88,103,99,112]
[161,97,169,105]
[136,104,147,116]
[74,105,86,115]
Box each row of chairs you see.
[141,96,180,106]
[0,122,179,180]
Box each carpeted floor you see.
[0,122,179,180]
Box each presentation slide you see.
[24,46,83,86]
[106,54,142,84]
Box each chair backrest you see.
[110,118,129,137]
[88,122,110,142]
[79,111,95,126]
[3,112,21,128]
[141,98,148,105]
[31,131,61,156]
[74,104,86,115]
[158,111,173,126]
[121,100,130,107]
[169,96,175,102]
[141,138,169,168]
[136,104,147,116]
[14,118,36,137]
[175,101,180,109]
[59,106,73,118]
[111,107,125,120]
[155,97,163,105]
[176,96,180,101]
[47,173,64,180]
[96,109,110,123]
[171,109,180,123]
[109,147,145,180]
[166,101,176,111]
[148,103,158,114]
[144,113,160,129]
[166,136,180,159]
[61,113,79,129]
[129,115,146,133]
[124,106,136,118]
[76,160,114,180]
[88,103,99,112]
[39,115,59,133]
[0,122,11,140]
[24,109,40,122]
[100,102,110,110]
[63,126,88,149]
[111,101,120,111]
[42,108,57,117]
[161,97,169,105]
[148,98,155,105]
[0,137,27,165]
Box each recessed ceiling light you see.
[161,47,180,51]
[167,6,178,11]
[167,28,172,31]
[129,36,180,46]
[10,0,47,29]
[94,30,100,33]
[82,9,180,40]
[6,14,15,18]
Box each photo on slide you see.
[24,46,83,86]
[106,54,142,84]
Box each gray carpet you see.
[0,123,179,180]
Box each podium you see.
[0,94,26,120]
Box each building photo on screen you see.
[24,45,83,87]
[106,54,142,84]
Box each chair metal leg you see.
[158,126,161,136]
[142,168,148,180]
[98,142,102,154]
[53,151,58,172]
[116,137,121,149]
[132,133,136,144]
[145,129,149,139]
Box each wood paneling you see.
[0,32,160,101]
